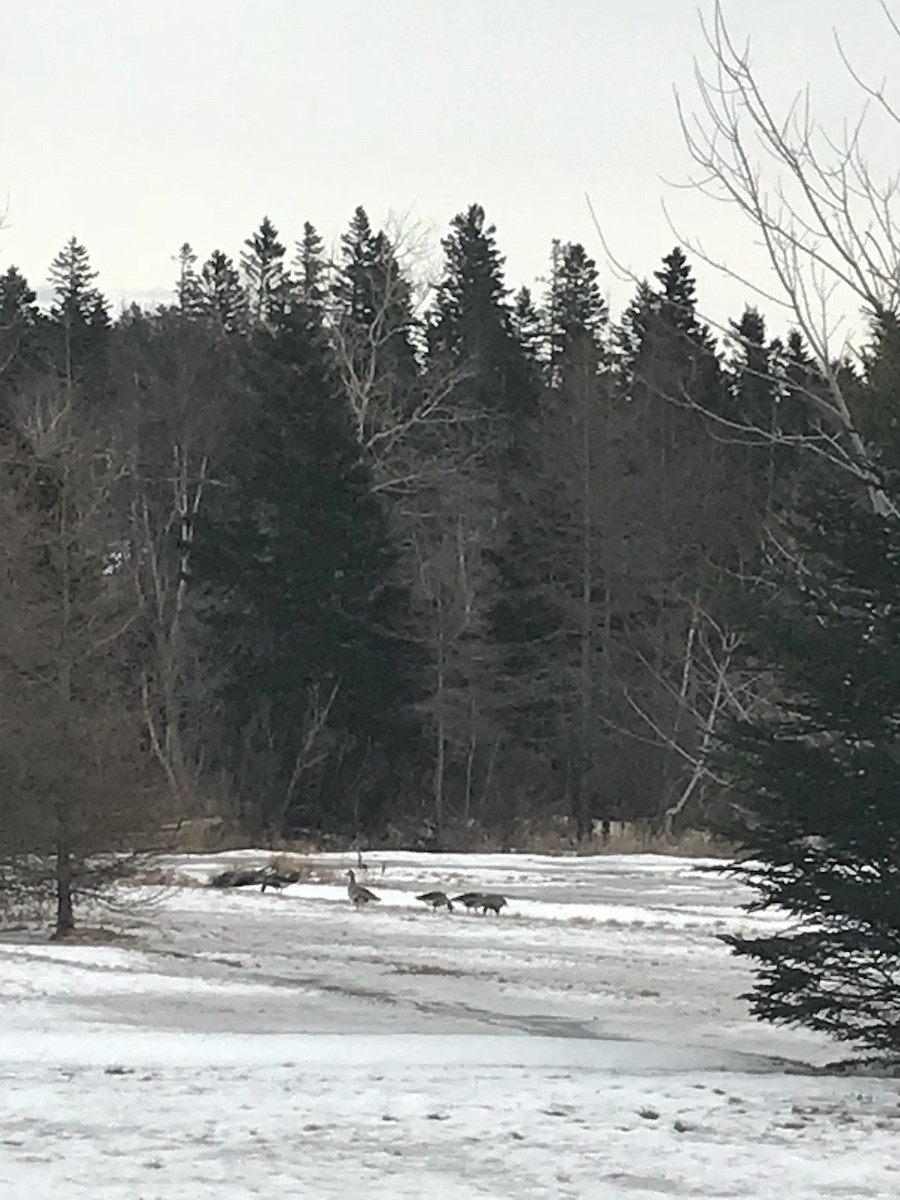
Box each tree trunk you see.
[576,350,594,842]
[432,601,446,841]
[54,830,74,937]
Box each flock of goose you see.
[345,869,508,916]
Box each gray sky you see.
[2,0,896,335]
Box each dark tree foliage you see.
[713,479,900,1056]
[546,241,608,379]
[0,266,43,393]
[293,221,327,313]
[46,237,110,390]
[241,216,290,327]
[174,243,201,314]
[510,286,544,375]
[640,247,721,405]
[192,305,419,835]
[196,251,247,334]
[332,209,419,419]
[333,207,380,326]
[856,311,900,478]
[428,203,538,428]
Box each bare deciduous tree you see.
[0,382,158,935]
[672,0,900,509]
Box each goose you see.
[479,893,508,915]
[451,892,485,913]
[416,890,454,912]
[347,868,380,908]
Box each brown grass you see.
[504,821,734,859]
[152,813,733,863]
[50,925,140,945]
[389,962,466,978]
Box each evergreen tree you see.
[241,216,290,327]
[293,221,327,313]
[510,286,544,377]
[174,242,201,314]
[546,240,608,381]
[428,203,537,428]
[0,267,42,387]
[193,304,419,834]
[713,477,900,1056]
[196,251,247,333]
[856,311,900,476]
[330,210,420,450]
[333,207,380,326]
[726,310,818,510]
[47,237,110,389]
[727,307,773,426]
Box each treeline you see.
[0,202,868,864]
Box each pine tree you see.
[713,477,900,1057]
[174,243,201,314]
[510,286,544,377]
[333,207,380,326]
[726,309,815,512]
[331,210,419,446]
[47,237,110,390]
[727,307,773,426]
[428,203,537,427]
[241,217,290,327]
[0,267,42,388]
[196,251,247,333]
[856,311,900,476]
[546,240,608,381]
[193,304,419,835]
[293,221,327,313]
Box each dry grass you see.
[50,925,140,945]
[389,962,465,978]
[514,824,733,859]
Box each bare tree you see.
[411,494,499,838]
[671,0,900,509]
[0,382,157,935]
[327,217,482,499]
[112,310,249,817]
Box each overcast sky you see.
[2,1,896,335]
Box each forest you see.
[0,195,890,871]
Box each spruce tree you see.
[331,210,419,445]
[726,309,814,512]
[241,217,290,327]
[47,237,110,391]
[714,477,900,1056]
[856,311,900,476]
[333,207,380,326]
[0,267,42,388]
[546,240,608,380]
[727,307,772,425]
[196,251,247,333]
[193,304,418,835]
[293,221,328,313]
[428,203,537,428]
[510,286,545,377]
[174,242,201,314]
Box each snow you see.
[2,851,899,1198]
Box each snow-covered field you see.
[2,851,899,1199]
